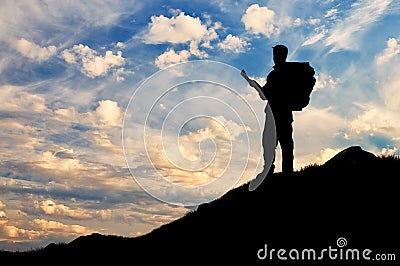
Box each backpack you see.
[283,62,316,111]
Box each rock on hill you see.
[2,146,399,265]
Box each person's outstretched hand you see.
[241,69,266,100]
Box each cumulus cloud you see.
[95,100,124,127]
[241,4,276,38]
[143,12,218,45]
[189,40,209,58]
[61,44,125,78]
[2,225,40,239]
[380,146,398,156]
[0,88,125,183]
[147,12,220,69]
[115,42,125,48]
[324,8,339,19]
[54,100,123,127]
[13,38,56,62]
[350,106,400,137]
[241,3,303,38]
[0,85,49,113]
[218,34,249,53]
[50,99,125,170]
[376,37,400,65]
[154,40,211,69]
[31,219,92,235]
[36,200,92,219]
[314,73,340,90]
[308,18,321,25]
[37,149,83,172]
[144,116,251,187]
[293,18,303,27]
[52,99,124,162]
[155,49,191,69]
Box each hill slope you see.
[2,146,399,264]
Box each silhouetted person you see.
[242,44,294,176]
[262,44,294,175]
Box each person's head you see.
[272,44,288,66]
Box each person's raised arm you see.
[241,69,266,100]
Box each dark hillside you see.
[2,146,399,265]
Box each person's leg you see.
[276,119,294,174]
[281,147,294,174]
[278,122,294,174]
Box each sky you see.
[1,0,400,252]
